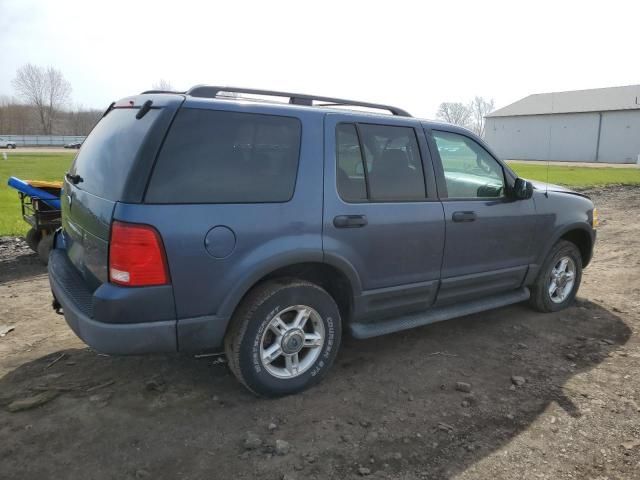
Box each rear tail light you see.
[109,221,170,286]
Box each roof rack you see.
[141,89,184,95]
[181,85,412,117]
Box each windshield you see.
[69,108,160,200]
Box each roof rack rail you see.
[183,85,412,117]
[140,89,186,95]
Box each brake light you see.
[109,221,169,286]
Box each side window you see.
[336,123,426,202]
[146,109,301,203]
[432,131,505,199]
[336,124,367,201]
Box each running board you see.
[350,287,530,339]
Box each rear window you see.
[70,108,160,200]
[146,108,301,203]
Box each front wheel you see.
[529,240,582,312]
[224,279,342,397]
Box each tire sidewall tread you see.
[224,279,342,397]
[530,240,583,312]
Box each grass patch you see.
[0,152,73,236]
[507,162,640,187]
[1,152,638,237]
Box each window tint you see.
[336,124,367,201]
[432,131,505,198]
[336,123,426,202]
[147,108,301,203]
[70,108,160,200]
[360,124,425,201]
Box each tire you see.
[529,240,582,313]
[37,233,54,265]
[224,279,342,397]
[25,228,42,252]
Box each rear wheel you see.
[529,240,582,312]
[25,228,42,252]
[225,279,342,397]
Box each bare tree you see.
[468,96,495,137]
[67,104,102,135]
[152,79,175,91]
[436,102,472,128]
[0,97,34,135]
[0,98,101,136]
[12,64,72,135]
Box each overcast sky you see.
[1,0,638,118]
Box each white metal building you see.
[484,84,640,164]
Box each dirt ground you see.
[1,186,639,480]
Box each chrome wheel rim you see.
[548,256,576,304]
[259,305,325,379]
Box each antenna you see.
[545,146,550,197]
[544,94,554,197]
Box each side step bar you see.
[350,287,530,339]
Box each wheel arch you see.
[539,223,595,268]
[217,254,361,326]
[560,228,594,267]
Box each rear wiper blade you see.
[136,100,153,119]
[102,101,115,118]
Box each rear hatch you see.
[61,95,183,290]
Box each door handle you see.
[334,215,368,228]
[452,211,476,222]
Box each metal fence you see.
[0,135,86,146]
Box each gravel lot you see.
[0,186,639,480]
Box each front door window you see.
[432,130,505,199]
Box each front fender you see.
[536,222,595,268]
[531,190,595,266]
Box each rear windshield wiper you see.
[136,100,153,119]
[102,101,115,118]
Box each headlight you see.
[592,208,599,229]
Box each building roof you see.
[487,84,640,117]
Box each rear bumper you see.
[48,248,177,354]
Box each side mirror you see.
[512,178,533,200]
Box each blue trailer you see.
[7,176,62,263]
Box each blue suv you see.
[48,86,597,396]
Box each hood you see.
[528,179,591,199]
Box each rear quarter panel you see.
[114,104,325,321]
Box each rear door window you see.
[146,108,301,203]
[336,122,426,202]
[336,123,367,201]
[70,108,160,200]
